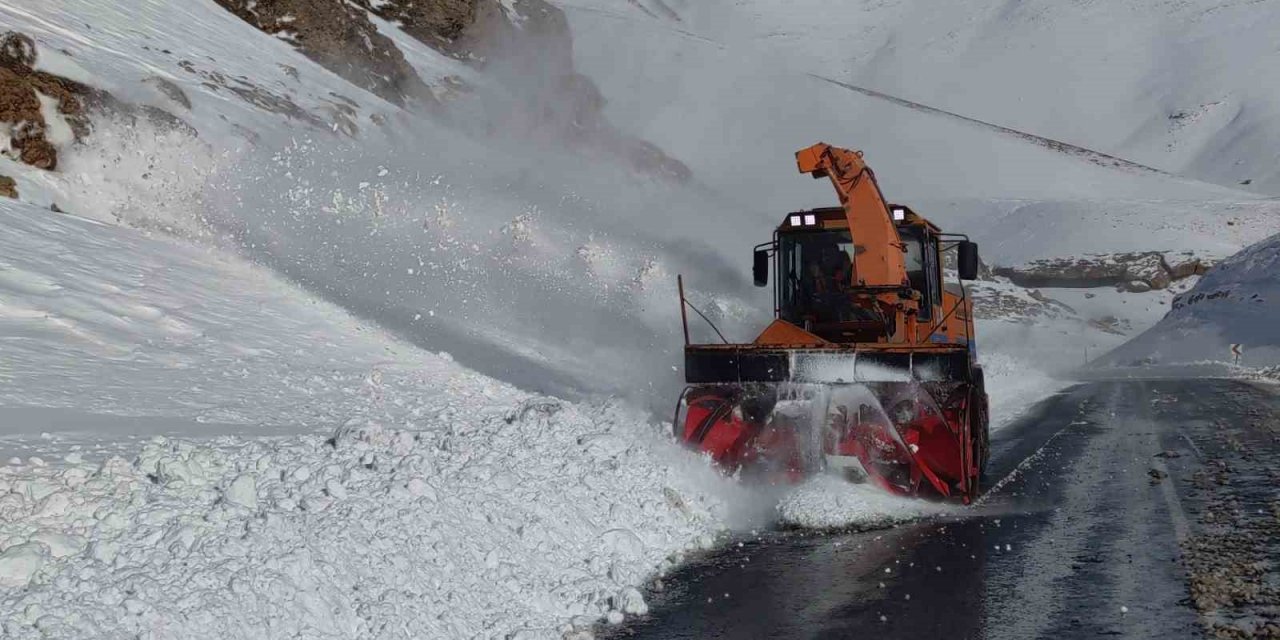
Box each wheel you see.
[969,366,991,481]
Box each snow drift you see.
[0,198,747,639]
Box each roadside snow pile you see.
[0,399,735,639]
[0,199,744,638]
[1099,232,1280,368]
[775,476,947,530]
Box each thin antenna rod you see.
[677,275,690,346]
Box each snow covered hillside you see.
[2,0,1280,633]
[566,0,1280,196]
[1098,232,1280,369]
[3,0,1278,409]
[0,197,743,638]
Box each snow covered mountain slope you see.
[0,197,744,638]
[0,0,726,408]
[562,0,1280,195]
[1098,232,1280,368]
[4,0,1277,412]
[1,0,1275,630]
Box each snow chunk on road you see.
[776,476,948,530]
[223,474,258,510]
[616,586,649,615]
[0,542,47,589]
[0,397,740,639]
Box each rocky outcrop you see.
[350,0,477,50]
[144,76,191,110]
[0,174,16,199]
[448,0,691,181]
[0,32,92,171]
[211,0,432,108]
[993,251,1211,293]
[968,281,1077,321]
[208,0,690,181]
[0,32,195,176]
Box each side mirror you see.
[958,241,980,281]
[753,249,769,287]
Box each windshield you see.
[778,227,935,326]
[778,230,855,324]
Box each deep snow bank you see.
[1100,233,1280,368]
[0,199,746,638]
[0,401,735,639]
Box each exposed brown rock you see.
[993,250,1211,292]
[211,0,432,108]
[0,31,96,171]
[0,31,36,68]
[350,0,478,49]
[0,31,196,174]
[0,174,16,199]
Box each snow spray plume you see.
[202,99,769,410]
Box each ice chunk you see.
[616,587,648,615]
[0,542,48,588]
[29,532,84,558]
[224,474,258,510]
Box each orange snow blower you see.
[675,143,989,503]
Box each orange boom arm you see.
[795,143,909,289]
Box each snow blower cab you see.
[676,143,990,502]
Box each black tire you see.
[970,366,991,480]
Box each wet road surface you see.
[604,378,1280,639]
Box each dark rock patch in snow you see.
[143,76,191,111]
[351,0,479,51]
[994,250,1210,292]
[211,0,433,108]
[0,32,91,170]
[0,32,195,177]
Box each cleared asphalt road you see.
[605,378,1280,639]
